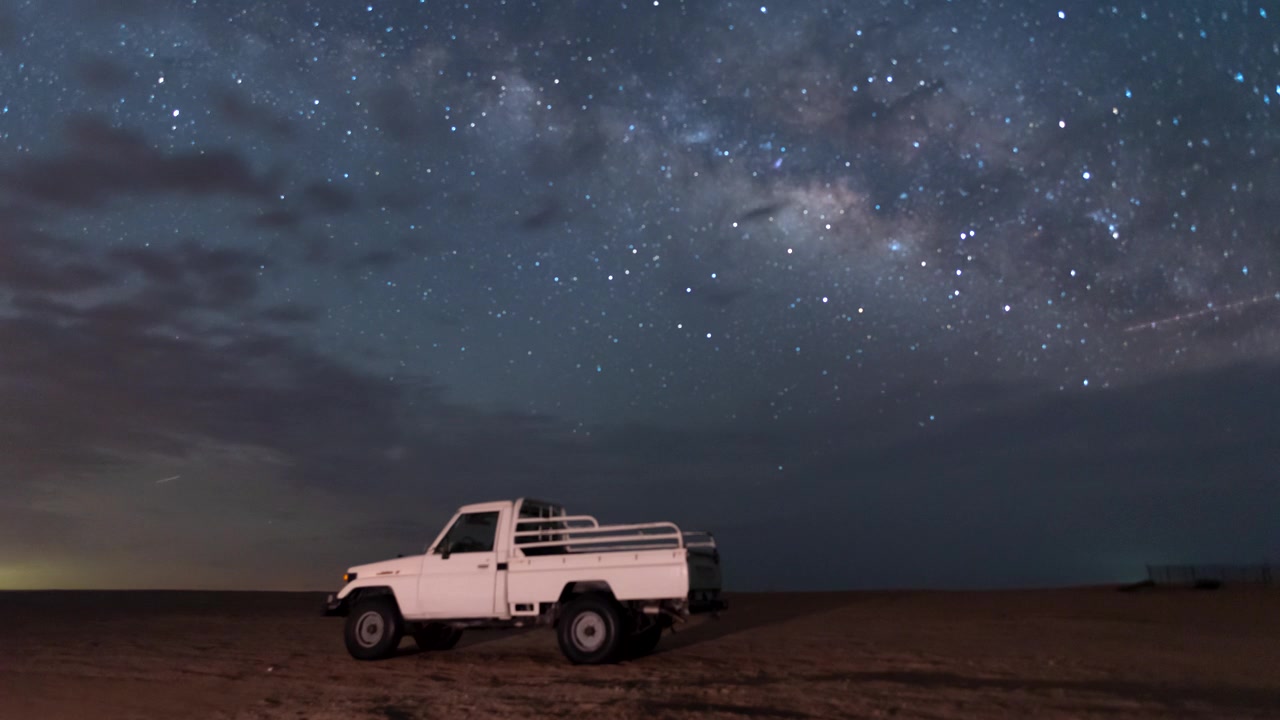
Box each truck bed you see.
[507,516,722,608]
[509,548,693,604]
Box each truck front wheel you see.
[557,594,624,664]
[344,598,403,660]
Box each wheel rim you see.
[571,610,608,653]
[355,610,385,648]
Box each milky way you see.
[1,1,1278,590]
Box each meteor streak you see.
[1124,292,1280,333]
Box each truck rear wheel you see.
[413,623,463,651]
[344,597,403,660]
[557,594,624,664]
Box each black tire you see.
[557,594,625,664]
[624,620,664,658]
[413,623,463,651]
[343,597,403,660]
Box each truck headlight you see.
[343,571,357,583]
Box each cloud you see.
[0,221,561,511]
[74,56,133,92]
[367,84,450,144]
[516,199,563,231]
[3,116,273,208]
[0,225,118,294]
[302,181,358,214]
[0,304,394,486]
[574,363,1280,589]
[249,209,303,230]
[349,249,399,270]
[3,230,1277,589]
[0,216,323,492]
[0,10,17,50]
[108,242,271,309]
[215,90,295,139]
[258,304,320,325]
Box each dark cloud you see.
[0,255,114,295]
[396,231,444,257]
[0,228,540,512]
[0,203,46,225]
[298,234,332,265]
[372,188,426,213]
[736,202,790,224]
[109,242,271,308]
[517,199,563,231]
[367,85,448,144]
[0,10,16,50]
[259,304,321,324]
[250,209,303,230]
[242,184,360,232]
[314,359,1280,589]
[77,0,152,18]
[108,247,181,284]
[0,225,117,294]
[75,56,132,91]
[2,224,1277,589]
[350,249,399,270]
[525,122,611,180]
[215,90,295,139]
[0,293,398,490]
[302,182,358,214]
[4,116,273,208]
[575,364,1280,589]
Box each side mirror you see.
[438,540,452,560]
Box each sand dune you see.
[2,587,1278,718]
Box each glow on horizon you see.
[0,562,89,590]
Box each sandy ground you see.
[2,587,1278,719]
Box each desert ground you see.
[2,587,1278,719]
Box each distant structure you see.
[1147,564,1276,588]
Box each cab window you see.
[436,511,499,554]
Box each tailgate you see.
[684,531,724,612]
[687,548,721,592]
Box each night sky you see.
[2,0,1278,591]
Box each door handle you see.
[477,563,490,569]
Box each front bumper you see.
[322,593,347,617]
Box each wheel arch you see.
[557,580,616,604]
[345,586,404,620]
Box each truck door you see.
[419,510,502,619]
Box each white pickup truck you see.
[323,498,724,664]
